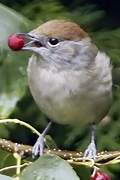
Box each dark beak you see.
[16,33,42,48]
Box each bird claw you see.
[84,141,96,160]
[32,122,52,158]
[32,135,44,158]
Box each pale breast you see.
[27,54,112,127]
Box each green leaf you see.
[0,174,13,180]
[0,149,16,176]
[20,154,80,180]
[0,3,29,48]
[0,3,30,118]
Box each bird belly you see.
[27,59,112,127]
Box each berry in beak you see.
[8,33,42,51]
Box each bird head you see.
[10,20,98,69]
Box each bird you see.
[9,20,112,159]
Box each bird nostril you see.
[33,41,42,47]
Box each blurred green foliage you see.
[0,0,120,179]
[20,154,80,180]
[0,3,30,119]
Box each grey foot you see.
[32,135,44,157]
[32,121,52,157]
[84,141,96,160]
[84,124,96,160]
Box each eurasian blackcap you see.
[9,20,112,159]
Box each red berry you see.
[8,34,24,51]
[90,170,110,180]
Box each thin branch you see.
[0,119,40,136]
[0,118,119,167]
[0,138,120,167]
[0,162,30,173]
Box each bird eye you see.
[48,38,59,47]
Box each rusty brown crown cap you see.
[30,19,88,41]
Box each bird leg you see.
[84,124,96,160]
[32,121,52,157]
